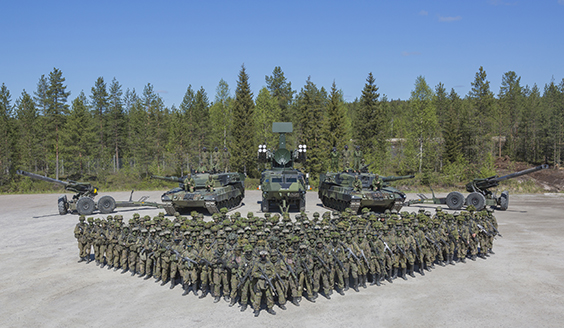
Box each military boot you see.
[337,287,345,295]
[100,262,106,269]
[182,283,190,296]
[361,275,367,288]
[471,255,477,261]
[192,282,199,296]
[387,268,393,283]
[144,274,152,280]
[154,276,161,283]
[392,268,398,280]
[169,279,176,289]
[160,278,169,286]
[450,254,456,265]
[460,256,466,263]
[78,257,85,263]
[229,297,237,307]
[370,274,377,286]
[199,284,208,299]
[401,268,408,280]
[254,309,260,317]
[121,267,128,274]
[240,304,248,312]
[344,278,350,291]
[489,249,495,255]
[131,269,136,276]
[292,297,300,306]
[279,303,287,310]
[408,265,415,278]
[352,277,359,292]
[213,296,221,303]
[267,308,276,315]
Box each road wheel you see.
[97,195,116,214]
[58,195,68,215]
[466,192,486,211]
[77,197,96,215]
[499,191,509,210]
[446,191,465,210]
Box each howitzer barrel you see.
[16,170,69,186]
[382,175,415,182]
[151,175,183,183]
[466,164,548,192]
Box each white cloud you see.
[438,15,462,22]
[419,10,428,16]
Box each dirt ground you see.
[1,190,564,327]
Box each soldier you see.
[371,174,383,190]
[341,145,352,171]
[184,173,195,192]
[169,235,184,289]
[126,227,141,275]
[330,147,340,172]
[74,216,89,262]
[111,223,122,270]
[143,229,158,279]
[212,240,230,303]
[312,239,332,299]
[137,229,149,277]
[118,225,130,271]
[181,235,200,296]
[199,147,210,173]
[198,238,215,298]
[251,250,277,316]
[206,175,215,192]
[270,250,289,310]
[238,245,255,312]
[353,175,362,192]
[297,244,316,302]
[328,232,346,294]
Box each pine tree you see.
[179,85,197,165]
[209,79,232,149]
[443,88,463,164]
[467,66,494,163]
[46,68,70,179]
[90,77,109,160]
[231,65,255,176]
[107,78,126,171]
[33,75,49,172]
[253,87,280,148]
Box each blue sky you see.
[1,0,563,106]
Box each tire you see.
[446,191,465,210]
[58,195,68,215]
[499,191,509,211]
[97,195,116,214]
[76,197,96,215]
[466,192,486,211]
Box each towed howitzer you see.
[406,164,548,211]
[16,169,162,215]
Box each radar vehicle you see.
[257,122,308,213]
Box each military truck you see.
[257,122,308,213]
[16,170,159,215]
[406,164,548,211]
[318,171,414,213]
[153,172,245,215]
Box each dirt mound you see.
[495,156,564,192]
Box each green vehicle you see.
[153,172,245,215]
[318,172,414,214]
[258,122,308,213]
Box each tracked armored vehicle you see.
[153,172,245,215]
[406,164,548,211]
[318,171,414,214]
[257,122,308,213]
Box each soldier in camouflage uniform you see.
[341,145,352,171]
[74,216,89,262]
[212,240,230,302]
[251,250,277,316]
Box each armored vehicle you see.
[257,122,308,213]
[16,170,158,215]
[318,172,415,213]
[406,164,548,211]
[153,172,245,215]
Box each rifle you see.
[258,265,278,296]
[360,249,371,268]
[425,234,441,253]
[299,258,315,288]
[330,249,345,272]
[237,263,253,289]
[457,229,469,246]
[487,222,503,237]
[377,236,396,262]
[195,254,212,267]
[396,244,407,257]
[476,223,492,237]
[278,250,298,285]
[341,242,361,263]
[314,252,331,273]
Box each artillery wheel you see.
[446,191,465,210]
[261,198,269,212]
[97,195,116,214]
[466,192,486,211]
[58,195,68,215]
[499,191,509,211]
[77,197,96,215]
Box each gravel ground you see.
[1,190,563,327]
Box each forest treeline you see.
[0,65,562,192]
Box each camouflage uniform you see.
[74,216,89,262]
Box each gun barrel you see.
[16,170,69,186]
[495,164,548,182]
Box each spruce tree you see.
[61,92,95,175]
[265,66,295,123]
[90,77,109,160]
[231,65,255,176]
[468,66,494,164]
[0,84,13,184]
[498,71,523,158]
[14,90,40,171]
[107,78,126,171]
[327,81,349,150]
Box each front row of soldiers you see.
[74,206,500,316]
